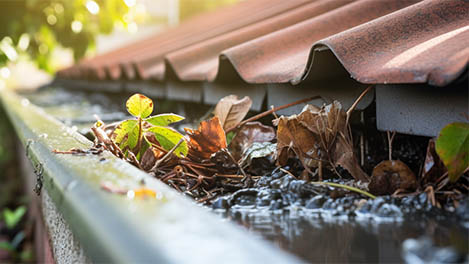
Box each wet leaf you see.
[229,121,275,161]
[184,116,227,160]
[239,142,276,168]
[213,95,252,131]
[422,139,446,184]
[146,113,184,126]
[147,126,188,157]
[436,122,469,183]
[369,160,417,195]
[112,119,139,150]
[126,93,153,118]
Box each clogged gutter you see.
[52,87,468,214]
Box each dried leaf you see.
[435,122,469,183]
[239,142,276,168]
[229,121,275,161]
[213,95,252,131]
[276,102,368,181]
[369,160,417,195]
[184,116,227,160]
[422,139,446,184]
[276,114,319,169]
[126,93,153,118]
[141,147,165,171]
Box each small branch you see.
[128,151,143,170]
[280,168,297,178]
[346,85,373,125]
[270,105,279,119]
[311,181,376,199]
[226,95,321,133]
[150,138,184,171]
[387,131,396,161]
[222,148,248,182]
[215,174,244,179]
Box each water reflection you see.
[215,209,468,263]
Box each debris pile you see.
[54,89,468,209]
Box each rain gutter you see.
[0,88,303,264]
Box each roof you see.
[58,0,469,87]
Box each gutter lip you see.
[0,88,304,264]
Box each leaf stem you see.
[137,117,143,153]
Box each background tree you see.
[0,0,130,73]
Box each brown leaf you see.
[369,160,417,195]
[422,139,447,184]
[213,95,252,131]
[229,121,275,161]
[276,102,369,182]
[276,113,320,169]
[184,116,227,160]
[141,147,165,171]
[303,102,368,181]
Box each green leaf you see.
[145,114,184,126]
[137,138,150,160]
[126,94,153,118]
[20,249,33,261]
[113,119,139,150]
[0,241,14,252]
[436,122,469,183]
[226,131,236,145]
[3,206,26,229]
[147,126,188,157]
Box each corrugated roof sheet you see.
[59,0,469,87]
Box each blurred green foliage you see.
[0,0,130,73]
[180,0,239,21]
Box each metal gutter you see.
[0,88,303,264]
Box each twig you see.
[270,105,279,119]
[215,174,245,179]
[221,148,249,183]
[360,134,365,166]
[128,151,143,170]
[360,112,365,167]
[53,148,87,155]
[387,131,396,161]
[197,193,217,203]
[346,85,373,125]
[226,95,321,133]
[150,138,184,171]
[311,181,376,199]
[280,168,295,178]
[424,185,436,206]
